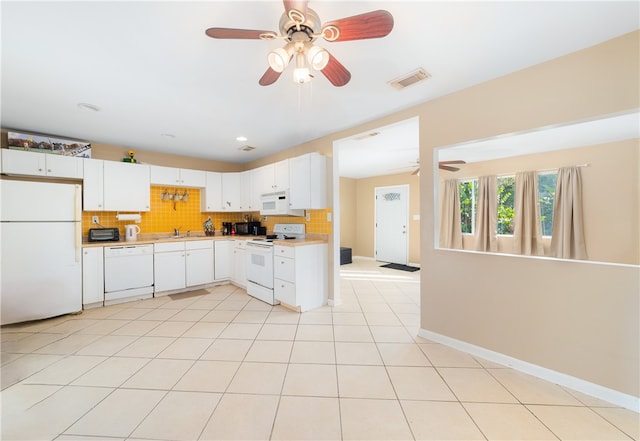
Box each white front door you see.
[375,185,409,264]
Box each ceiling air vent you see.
[238,145,256,152]
[388,68,431,90]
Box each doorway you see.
[375,185,409,264]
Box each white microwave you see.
[260,190,304,217]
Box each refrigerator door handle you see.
[75,185,81,262]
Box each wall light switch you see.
[327,212,332,222]
[413,214,420,221]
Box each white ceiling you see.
[2,1,638,177]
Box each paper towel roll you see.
[116,214,141,222]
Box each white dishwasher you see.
[104,244,154,305]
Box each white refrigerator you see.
[1,179,83,325]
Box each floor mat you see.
[380,263,420,272]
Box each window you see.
[458,180,477,234]
[538,172,557,237]
[497,176,515,235]
[456,171,556,238]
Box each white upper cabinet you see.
[221,172,242,211]
[201,171,222,212]
[289,153,327,209]
[1,149,83,179]
[273,159,290,191]
[239,169,256,212]
[102,161,150,212]
[83,158,104,211]
[149,165,206,188]
[255,159,289,196]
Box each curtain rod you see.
[454,164,590,181]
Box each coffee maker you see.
[222,222,233,236]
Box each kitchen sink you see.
[170,235,186,239]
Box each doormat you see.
[380,263,420,272]
[168,289,208,300]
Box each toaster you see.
[88,228,120,242]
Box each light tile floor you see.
[1,257,638,440]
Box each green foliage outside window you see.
[459,181,475,234]
[538,173,557,236]
[497,176,515,234]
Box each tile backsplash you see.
[82,186,331,237]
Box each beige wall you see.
[416,31,639,398]
[339,177,357,250]
[341,173,420,263]
[276,31,639,399]
[441,139,639,264]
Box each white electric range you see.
[245,223,305,305]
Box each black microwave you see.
[234,222,261,236]
[88,228,120,242]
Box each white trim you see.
[418,328,640,413]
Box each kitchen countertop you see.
[82,234,328,248]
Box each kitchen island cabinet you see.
[274,243,328,311]
[82,246,104,308]
[1,148,83,179]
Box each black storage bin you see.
[340,247,352,265]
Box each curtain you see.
[550,166,587,259]
[474,175,497,252]
[513,171,544,255]
[439,179,463,249]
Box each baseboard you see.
[418,328,640,413]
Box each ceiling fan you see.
[205,0,394,87]
[393,159,467,175]
[439,160,466,172]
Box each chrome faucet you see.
[173,226,181,237]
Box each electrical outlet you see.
[305,212,311,221]
[92,216,99,224]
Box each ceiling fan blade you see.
[205,27,272,40]
[439,160,466,165]
[321,53,351,87]
[322,10,394,42]
[283,0,308,20]
[259,67,283,86]
[439,164,461,172]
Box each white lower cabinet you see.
[155,240,216,295]
[82,247,104,308]
[186,241,214,286]
[274,243,328,311]
[154,241,186,294]
[231,240,247,288]
[214,240,233,280]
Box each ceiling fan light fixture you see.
[306,45,329,70]
[268,47,290,72]
[293,52,312,83]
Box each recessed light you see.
[77,102,100,112]
[236,136,248,142]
